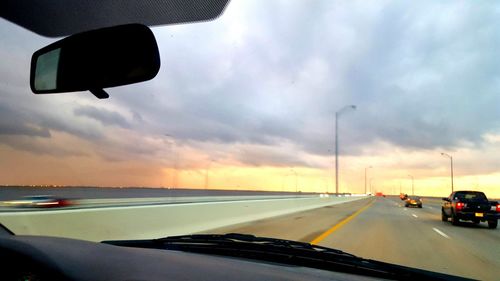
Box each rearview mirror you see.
[30,24,160,99]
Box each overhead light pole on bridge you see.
[441,152,454,193]
[335,105,356,196]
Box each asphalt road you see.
[210,196,500,281]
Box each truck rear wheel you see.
[441,210,448,222]
[488,220,498,229]
[451,212,460,226]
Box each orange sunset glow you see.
[1,130,499,198]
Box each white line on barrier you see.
[0,196,368,215]
[412,214,418,218]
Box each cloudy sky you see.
[1,0,500,197]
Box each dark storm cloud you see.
[134,0,500,159]
[332,1,500,154]
[73,105,131,128]
[0,104,51,138]
[0,136,87,157]
[2,1,500,167]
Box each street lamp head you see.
[337,104,357,115]
[441,152,453,158]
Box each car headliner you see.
[0,0,230,37]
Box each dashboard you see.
[0,232,380,281]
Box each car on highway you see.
[404,196,422,208]
[442,191,499,229]
[400,194,409,201]
[4,195,73,208]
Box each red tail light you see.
[59,199,72,207]
[496,204,500,213]
[456,202,465,211]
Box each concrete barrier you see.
[0,195,368,242]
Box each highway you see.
[211,196,500,281]
[1,192,498,280]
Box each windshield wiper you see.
[162,233,357,257]
[103,233,474,281]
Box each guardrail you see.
[0,195,368,242]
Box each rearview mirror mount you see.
[30,24,160,99]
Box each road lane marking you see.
[310,200,375,245]
[428,206,433,209]
[403,208,407,211]
[432,227,450,239]
[412,214,418,218]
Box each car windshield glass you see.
[1,1,500,280]
[456,192,487,201]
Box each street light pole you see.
[164,134,178,188]
[335,105,356,196]
[408,175,414,195]
[364,166,372,194]
[335,112,338,195]
[441,153,454,193]
[290,169,298,193]
[204,160,214,190]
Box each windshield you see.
[1,1,499,280]
[455,192,488,201]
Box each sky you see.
[1,0,500,198]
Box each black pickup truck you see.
[442,191,499,229]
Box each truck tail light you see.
[496,204,500,213]
[456,202,465,211]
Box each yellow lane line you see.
[310,199,375,245]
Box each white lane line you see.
[412,214,418,218]
[433,228,450,239]
[428,206,433,209]
[403,208,407,211]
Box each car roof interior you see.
[1,0,230,37]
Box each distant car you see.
[404,196,422,208]
[442,191,499,229]
[5,195,73,208]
